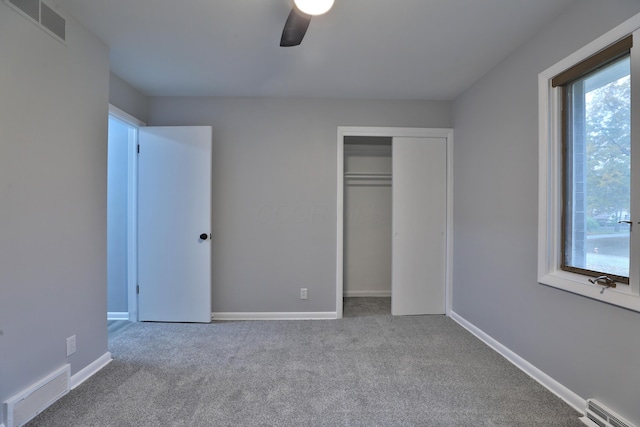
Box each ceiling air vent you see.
[40,1,65,41]
[7,0,39,21]
[4,0,66,43]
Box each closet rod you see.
[344,173,392,180]
[345,182,392,187]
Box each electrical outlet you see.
[66,335,76,356]
[300,288,308,300]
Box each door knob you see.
[199,233,208,240]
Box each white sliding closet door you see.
[392,137,446,315]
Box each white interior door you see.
[138,126,212,322]
[392,137,446,315]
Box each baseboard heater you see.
[4,365,70,427]
[581,399,635,427]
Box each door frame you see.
[336,127,453,319]
[108,104,145,322]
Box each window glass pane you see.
[564,55,631,279]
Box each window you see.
[539,20,640,312]
[556,38,631,284]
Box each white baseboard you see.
[449,311,586,414]
[107,312,128,320]
[343,290,391,297]
[212,312,338,321]
[70,352,112,390]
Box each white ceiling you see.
[53,0,575,100]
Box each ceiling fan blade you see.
[280,7,311,47]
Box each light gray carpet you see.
[29,298,582,426]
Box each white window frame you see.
[538,13,640,312]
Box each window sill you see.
[539,270,640,312]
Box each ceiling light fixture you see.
[293,0,334,16]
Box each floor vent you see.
[581,399,636,427]
[4,0,66,43]
[4,365,70,427]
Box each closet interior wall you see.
[343,136,392,298]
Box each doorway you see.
[336,127,453,319]
[107,105,143,322]
[107,111,213,324]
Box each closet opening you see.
[336,127,453,319]
[343,136,393,317]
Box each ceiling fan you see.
[280,0,334,47]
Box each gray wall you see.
[0,2,110,423]
[110,72,149,123]
[452,0,640,424]
[148,97,451,312]
[107,117,130,313]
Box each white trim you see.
[336,129,345,319]
[212,312,338,321]
[70,352,112,390]
[125,123,139,322]
[449,311,585,413]
[538,13,640,313]
[107,312,128,320]
[445,130,454,316]
[336,127,454,319]
[108,104,146,127]
[631,29,640,304]
[343,290,391,297]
